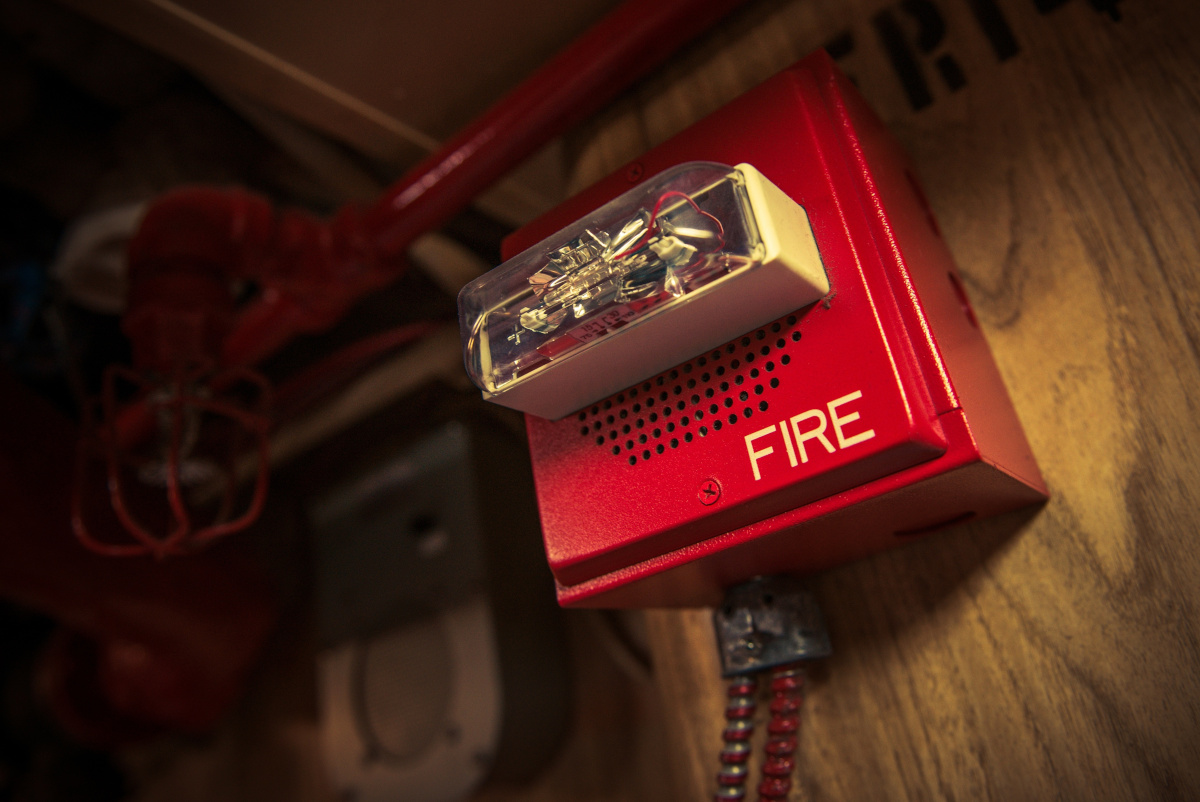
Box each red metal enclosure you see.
[510,52,1047,609]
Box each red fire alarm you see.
[459,51,1046,608]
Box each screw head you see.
[698,478,722,506]
[626,162,644,182]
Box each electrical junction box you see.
[463,51,1047,608]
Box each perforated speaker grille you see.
[574,312,805,464]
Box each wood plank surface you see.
[559,0,1200,798]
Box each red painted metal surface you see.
[510,52,1047,608]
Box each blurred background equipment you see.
[63,0,749,556]
[296,400,569,801]
[0,0,739,795]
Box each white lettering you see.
[778,421,798,467]
[745,426,778,481]
[828,391,876,449]
[790,409,835,463]
[744,389,877,481]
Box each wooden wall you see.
[558,0,1200,798]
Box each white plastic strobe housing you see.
[458,162,829,420]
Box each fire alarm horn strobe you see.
[464,51,1046,608]
[459,162,828,420]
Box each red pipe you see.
[102,0,750,552]
[208,0,751,370]
[362,0,752,256]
